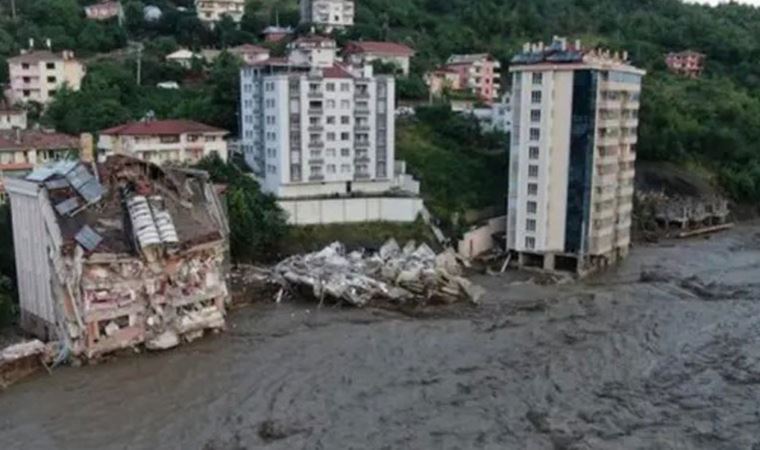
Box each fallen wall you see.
[279,196,424,225]
[458,215,507,259]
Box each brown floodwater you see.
[1,224,760,450]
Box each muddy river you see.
[2,224,760,449]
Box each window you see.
[525,237,536,250]
[326,99,336,109]
[22,63,29,70]
[340,132,350,141]
[340,100,350,109]
[341,148,350,157]
[326,82,335,92]
[47,76,57,83]
[532,72,543,85]
[326,116,336,124]
[341,164,351,173]
[309,83,320,92]
[327,164,336,174]
[530,110,541,122]
[531,91,542,104]
[326,148,336,157]
[529,146,539,159]
[527,201,537,214]
[48,90,57,97]
[160,135,180,144]
[266,99,275,107]
[340,83,350,92]
[528,165,539,178]
[528,183,538,195]
[341,116,350,125]
[530,128,540,141]
[327,132,336,141]
[526,219,536,231]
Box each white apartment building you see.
[287,35,339,68]
[300,0,355,30]
[195,0,245,25]
[508,37,644,274]
[98,119,229,164]
[7,50,86,105]
[240,60,395,199]
[471,93,511,133]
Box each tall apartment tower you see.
[507,37,645,274]
[239,59,395,198]
[300,0,355,31]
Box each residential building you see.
[4,155,230,357]
[425,67,462,97]
[0,101,27,131]
[470,93,512,133]
[166,49,199,68]
[239,60,396,198]
[300,0,355,30]
[343,41,416,75]
[287,35,338,68]
[262,25,294,43]
[0,130,79,175]
[666,50,705,78]
[228,44,271,65]
[7,50,86,105]
[443,54,501,103]
[84,1,124,23]
[507,37,645,274]
[195,0,245,25]
[98,119,229,164]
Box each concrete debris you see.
[0,340,52,389]
[273,239,485,307]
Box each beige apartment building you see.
[7,50,86,105]
[98,119,229,164]
[508,37,644,275]
[195,0,245,25]
[300,0,355,30]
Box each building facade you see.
[228,44,270,65]
[84,1,124,22]
[195,0,245,25]
[7,50,86,105]
[0,102,27,131]
[343,41,415,76]
[508,37,644,274]
[666,50,705,78]
[98,119,229,164]
[287,35,339,68]
[240,61,396,198]
[444,54,501,103]
[0,130,79,175]
[471,93,512,133]
[300,0,355,30]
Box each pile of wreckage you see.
[4,155,230,360]
[272,239,485,307]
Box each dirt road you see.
[1,224,760,449]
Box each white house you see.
[343,41,415,75]
[299,0,355,31]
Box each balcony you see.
[309,174,325,182]
[354,107,370,115]
[307,125,324,132]
[308,107,324,115]
[597,135,619,146]
[308,141,325,149]
[308,158,324,165]
[354,155,370,163]
[354,172,371,180]
[594,173,617,187]
[354,91,370,99]
[617,185,635,198]
[308,91,323,99]
[355,140,370,148]
[354,124,370,131]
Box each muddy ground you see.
[1,224,760,449]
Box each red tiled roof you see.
[0,163,35,171]
[323,64,354,79]
[0,130,78,151]
[230,44,270,54]
[7,50,65,64]
[293,35,335,46]
[345,41,415,57]
[100,119,228,136]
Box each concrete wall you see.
[458,215,507,259]
[279,196,424,225]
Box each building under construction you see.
[4,154,230,358]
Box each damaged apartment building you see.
[4,153,230,358]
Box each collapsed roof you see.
[25,155,228,257]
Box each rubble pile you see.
[0,340,52,389]
[273,239,485,307]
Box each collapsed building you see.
[4,155,230,358]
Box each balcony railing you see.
[354,172,370,180]
[355,140,370,148]
[308,141,325,149]
[354,124,370,131]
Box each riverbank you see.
[1,222,758,449]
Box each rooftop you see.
[8,50,66,64]
[510,37,642,73]
[100,119,228,136]
[344,41,415,56]
[23,156,226,256]
[0,130,78,151]
[447,53,494,65]
[229,44,270,54]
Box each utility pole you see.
[10,0,17,19]
[136,45,142,86]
